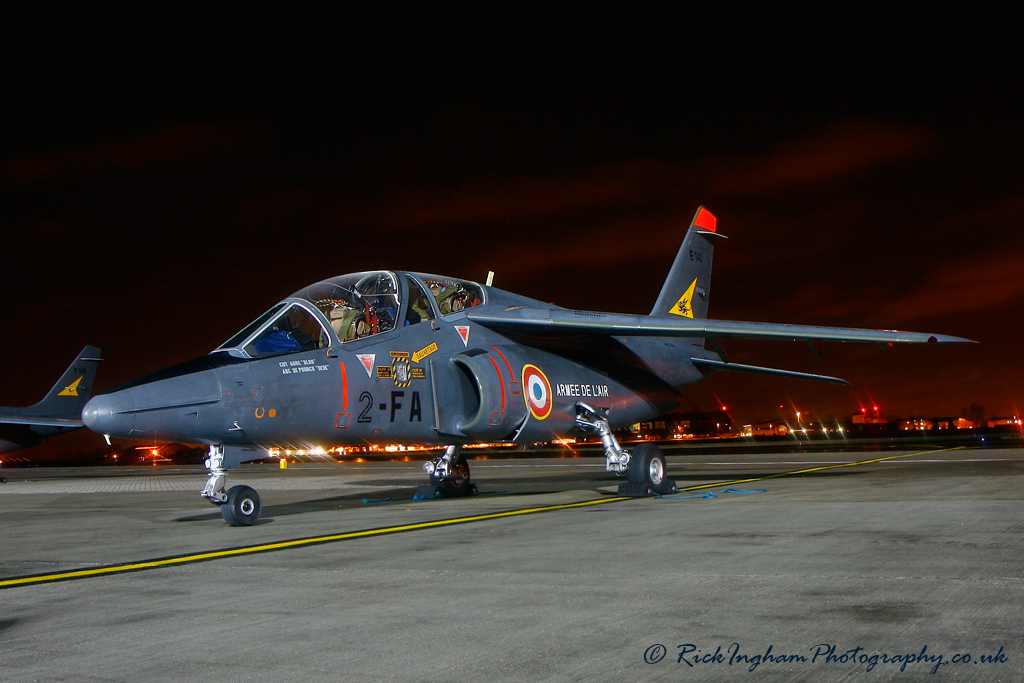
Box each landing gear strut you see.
[201,444,263,526]
[575,402,676,496]
[419,445,477,498]
[575,403,630,474]
[201,445,229,504]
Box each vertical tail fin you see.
[650,206,726,319]
[25,345,103,418]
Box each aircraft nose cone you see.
[82,393,136,437]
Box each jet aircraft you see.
[82,209,971,525]
[0,346,102,454]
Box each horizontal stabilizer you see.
[0,415,83,427]
[467,308,975,345]
[690,358,849,385]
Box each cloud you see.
[0,123,242,185]
[875,238,1024,322]
[714,235,1024,331]
[357,118,939,241]
[711,119,940,195]
[334,120,948,315]
[367,160,693,228]
[462,211,685,279]
[768,196,1024,326]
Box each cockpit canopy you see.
[217,271,485,359]
[300,271,401,343]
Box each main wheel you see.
[221,485,262,526]
[628,443,672,494]
[430,454,472,497]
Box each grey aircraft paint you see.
[80,208,971,525]
[0,346,102,453]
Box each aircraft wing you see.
[466,308,975,345]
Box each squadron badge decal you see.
[58,376,84,397]
[377,351,426,387]
[670,278,698,318]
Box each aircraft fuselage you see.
[83,298,707,452]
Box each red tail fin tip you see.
[693,207,716,232]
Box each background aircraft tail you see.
[22,345,102,419]
[649,206,725,320]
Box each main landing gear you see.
[419,444,477,499]
[201,445,263,526]
[575,403,676,496]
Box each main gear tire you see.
[627,443,672,494]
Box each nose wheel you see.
[419,445,477,498]
[430,453,472,497]
[221,485,262,526]
[201,445,264,526]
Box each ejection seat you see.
[330,307,363,341]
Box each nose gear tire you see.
[221,485,262,526]
[430,454,472,497]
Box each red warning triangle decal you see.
[455,326,470,346]
[356,354,375,378]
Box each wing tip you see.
[924,333,977,344]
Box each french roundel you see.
[522,364,552,420]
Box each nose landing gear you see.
[221,485,262,526]
[418,444,477,499]
[201,445,264,526]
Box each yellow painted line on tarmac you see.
[0,496,629,590]
[671,446,966,492]
[0,447,963,589]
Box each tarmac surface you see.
[1,445,1022,682]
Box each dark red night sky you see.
[2,16,1021,457]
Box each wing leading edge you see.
[466,308,974,345]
